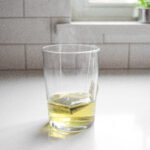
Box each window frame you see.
[72,0,137,21]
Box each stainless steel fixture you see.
[138,8,150,23]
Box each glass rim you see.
[42,44,100,54]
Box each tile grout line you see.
[23,0,25,17]
[24,44,27,70]
[102,34,105,44]
[0,42,149,46]
[0,17,71,19]
[1,68,150,71]
[50,17,53,44]
[0,43,51,45]
[128,44,130,69]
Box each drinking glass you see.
[42,44,100,133]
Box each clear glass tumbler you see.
[42,44,100,132]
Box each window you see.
[72,0,137,21]
[89,0,136,4]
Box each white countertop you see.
[0,70,150,150]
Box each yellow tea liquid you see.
[48,93,95,131]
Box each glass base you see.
[49,120,94,133]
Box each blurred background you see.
[0,0,150,70]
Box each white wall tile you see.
[26,44,129,69]
[57,23,150,44]
[0,19,51,44]
[0,0,23,17]
[99,44,129,69]
[105,34,150,43]
[25,0,71,17]
[26,45,43,69]
[56,24,103,44]
[51,18,71,44]
[130,44,150,68]
[102,23,150,43]
[0,45,25,69]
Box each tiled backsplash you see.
[0,0,71,70]
[0,0,150,70]
[57,23,150,69]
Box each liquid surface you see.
[48,93,95,130]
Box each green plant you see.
[137,0,150,7]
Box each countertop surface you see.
[0,70,150,150]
